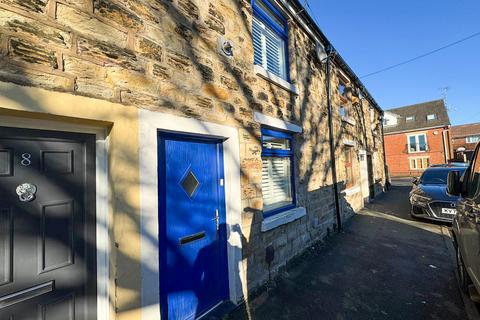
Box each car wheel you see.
[410,205,417,219]
[456,246,471,293]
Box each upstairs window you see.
[252,0,289,80]
[466,135,480,144]
[427,114,437,121]
[261,128,295,215]
[406,116,415,121]
[339,83,347,97]
[408,134,427,153]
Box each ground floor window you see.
[344,147,355,188]
[409,157,430,170]
[261,128,294,215]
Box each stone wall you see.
[0,0,386,313]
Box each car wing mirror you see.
[447,171,462,196]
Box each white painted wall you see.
[358,150,370,201]
[383,112,398,127]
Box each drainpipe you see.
[325,49,342,232]
[380,115,390,190]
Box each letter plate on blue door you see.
[179,231,206,245]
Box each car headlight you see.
[411,194,431,206]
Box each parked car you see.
[431,162,470,168]
[410,167,467,222]
[447,143,480,302]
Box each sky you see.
[307,0,480,125]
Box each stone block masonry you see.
[0,0,386,315]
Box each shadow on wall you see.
[0,0,383,318]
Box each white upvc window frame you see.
[409,157,430,170]
[466,135,480,144]
[408,133,428,153]
[252,0,289,81]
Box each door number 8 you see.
[21,153,32,166]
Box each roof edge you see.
[279,0,382,113]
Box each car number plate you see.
[442,208,457,215]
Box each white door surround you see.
[138,110,243,320]
[359,149,370,202]
[0,114,111,320]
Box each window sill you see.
[342,185,361,196]
[254,65,299,95]
[261,207,306,232]
[342,116,356,126]
[254,112,302,133]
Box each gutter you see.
[325,51,342,231]
[275,0,382,113]
[384,125,450,135]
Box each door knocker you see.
[16,183,37,202]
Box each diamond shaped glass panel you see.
[181,170,200,198]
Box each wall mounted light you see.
[218,37,234,58]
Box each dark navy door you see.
[158,133,228,320]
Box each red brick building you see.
[383,100,452,177]
[451,123,480,162]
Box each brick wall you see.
[385,128,448,177]
[0,0,386,309]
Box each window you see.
[406,116,415,121]
[466,147,480,198]
[427,114,437,120]
[344,147,355,188]
[339,83,347,97]
[383,118,390,126]
[252,0,288,80]
[339,106,346,117]
[410,157,430,170]
[261,128,294,215]
[408,134,427,152]
[466,135,480,144]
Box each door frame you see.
[139,110,243,320]
[157,132,229,319]
[0,115,110,320]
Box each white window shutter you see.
[252,16,287,80]
[262,157,292,211]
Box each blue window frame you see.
[261,127,296,216]
[252,0,289,81]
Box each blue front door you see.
[158,133,229,320]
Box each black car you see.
[447,143,480,302]
[410,167,467,222]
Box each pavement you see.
[228,178,479,320]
